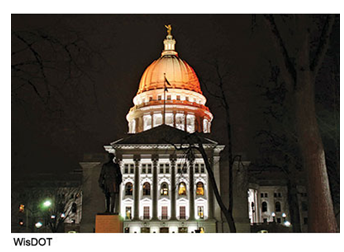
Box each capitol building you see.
[79,27,306,233]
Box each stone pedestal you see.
[95,214,123,233]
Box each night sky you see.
[11,14,339,179]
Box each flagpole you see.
[163,73,166,125]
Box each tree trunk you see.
[196,139,237,232]
[294,69,337,232]
[287,179,301,232]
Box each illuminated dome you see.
[126,26,213,134]
[137,56,202,95]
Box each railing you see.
[129,99,210,112]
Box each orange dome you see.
[137,54,202,95]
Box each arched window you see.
[196,182,204,196]
[71,203,77,213]
[160,182,169,196]
[178,182,187,196]
[275,201,281,212]
[262,202,268,212]
[143,182,150,196]
[125,182,133,196]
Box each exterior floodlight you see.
[284,221,291,227]
[282,213,286,218]
[51,215,56,219]
[61,213,66,218]
[271,212,276,217]
[35,222,43,228]
[43,200,52,208]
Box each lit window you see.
[165,113,173,126]
[203,119,208,133]
[198,206,204,219]
[178,182,187,196]
[149,96,153,101]
[186,114,195,133]
[175,113,185,130]
[143,115,152,131]
[143,182,151,196]
[158,95,162,100]
[179,206,186,219]
[275,201,281,212]
[160,182,169,196]
[153,113,163,127]
[262,202,268,212]
[143,206,150,219]
[196,182,204,196]
[185,96,189,101]
[167,95,171,100]
[161,206,168,220]
[125,207,132,219]
[125,183,133,196]
[177,95,181,100]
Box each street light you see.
[43,200,52,208]
[282,213,287,222]
[35,222,43,229]
[271,212,276,222]
[284,220,291,227]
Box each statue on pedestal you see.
[98,153,122,214]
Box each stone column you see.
[133,157,140,220]
[151,155,159,220]
[188,159,195,220]
[170,155,177,220]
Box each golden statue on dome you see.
[165,24,172,36]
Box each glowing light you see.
[284,221,291,227]
[271,212,276,217]
[51,215,56,219]
[35,222,43,228]
[19,204,25,213]
[61,213,66,218]
[282,213,286,218]
[43,200,52,208]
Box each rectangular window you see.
[177,164,182,174]
[200,164,205,173]
[141,227,150,233]
[195,164,199,173]
[149,96,153,101]
[274,193,277,197]
[165,163,170,173]
[260,193,264,198]
[178,227,188,233]
[264,193,268,198]
[185,96,189,101]
[162,206,168,220]
[143,206,150,219]
[125,207,132,220]
[147,164,152,173]
[177,95,181,100]
[180,206,186,219]
[142,164,146,174]
[124,164,129,174]
[198,206,204,219]
[159,164,164,173]
[304,217,308,225]
[158,95,162,100]
[277,218,281,223]
[130,164,134,174]
[167,95,171,100]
